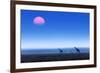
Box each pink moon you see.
[33,16,45,25]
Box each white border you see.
[15,4,94,69]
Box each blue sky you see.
[21,10,90,49]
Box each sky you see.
[21,9,90,49]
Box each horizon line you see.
[21,47,89,49]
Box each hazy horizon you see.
[21,47,89,50]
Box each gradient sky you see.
[21,9,90,49]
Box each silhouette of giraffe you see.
[58,48,63,54]
[74,47,80,53]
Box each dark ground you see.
[21,53,89,63]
